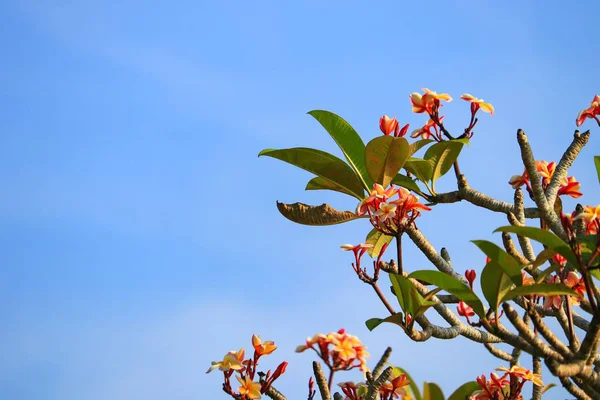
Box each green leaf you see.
[392,367,422,400]
[481,261,513,316]
[259,147,365,199]
[578,234,600,274]
[409,270,486,318]
[305,176,360,199]
[404,158,434,183]
[423,382,445,400]
[447,382,479,400]
[503,283,579,302]
[409,139,434,156]
[424,140,465,185]
[390,274,437,318]
[365,313,405,331]
[494,226,578,267]
[275,202,361,226]
[471,240,523,286]
[527,247,556,273]
[364,136,410,187]
[391,173,422,193]
[308,110,373,190]
[594,156,600,183]
[365,228,394,258]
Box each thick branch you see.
[512,188,536,262]
[516,129,567,240]
[365,367,392,400]
[371,347,392,381]
[484,342,513,362]
[312,362,331,400]
[503,303,565,361]
[265,386,286,400]
[545,130,590,205]
[431,176,540,218]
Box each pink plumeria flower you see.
[374,202,397,222]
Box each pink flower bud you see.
[465,269,476,288]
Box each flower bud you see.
[379,115,398,135]
[465,269,476,288]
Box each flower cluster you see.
[207,335,287,399]
[338,372,410,400]
[471,366,543,400]
[296,329,370,372]
[357,184,431,235]
[407,88,493,140]
[508,160,582,198]
[576,95,600,127]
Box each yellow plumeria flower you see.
[496,365,543,386]
[460,93,495,115]
[331,335,358,361]
[423,88,453,102]
[206,348,245,373]
[237,375,262,399]
[252,334,277,356]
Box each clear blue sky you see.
[1,1,599,399]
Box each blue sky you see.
[1,1,599,399]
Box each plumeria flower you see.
[574,204,600,226]
[423,88,453,102]
[380,115,399,135]
[236,375,262,399]
[356,184,397,215]
[564,271,586,306]
[508,170,530,190]
[396,193,432,213]
[297,329,370,373]
[409,92,434,114]
[410,117,443,141]
[553,253,567,266]
[576,94,600,126]
[409,89,452,115]
[460,94,495,115]
[206,349,245,373]
[496,365,544,386]
[536,160,556,186]
[252,334,277,356]
[457,301,475,322]
[295,333,327,353]
[375,202,397,222]
[543,275,564,310]
[330,334,358,361]
[558,176,582,198]
[544,272,585,310]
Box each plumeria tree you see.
[208,91,600,399]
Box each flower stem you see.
[327,369,335,391]
[396,234,403,275]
